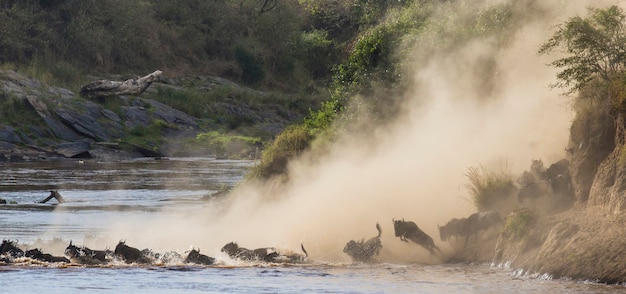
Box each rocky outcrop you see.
[0,70,303,161]
[0,70,200,160]
[54,140,91,158]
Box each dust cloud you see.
[101,0,620,263]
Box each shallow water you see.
[0,158,623,293]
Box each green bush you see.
[295,30,337,79]
[234,45,266,85]
[248,125,313,179]
[122,119,170,150]
[504,208,535,239]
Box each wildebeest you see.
[1,240,24,259]
[25,248,70,263]
[545,159,575,205]
[438,211,502,248]
[517,159,574,208]
[221,242,279,262]
[114,241,153,264]
[516,159,547,205]
[221,242,309,263]
[438,218,461,242]
[185,248,215,265]
[343,223,383,262]
[545,159,569,180]
[517,181,545,205]
[65,241,109,264]
[272,244,309,263]
[158,251,183,264]
[393,218,440,255]
[39,190,66,204]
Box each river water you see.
[0,158,623,293]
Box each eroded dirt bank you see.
[451,206,626,283]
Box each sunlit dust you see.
[97,0,621,264]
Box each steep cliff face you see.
[586,111,626,213]
[450,106,626,283]
[568,108,616,207]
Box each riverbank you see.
[0,70,311,162]
[451,205,626,284]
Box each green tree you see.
[539,5,626,94]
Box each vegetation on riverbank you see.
[0,0,420,159]
[451,5,626,283]
[5,0,626,283]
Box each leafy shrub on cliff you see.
[465,163,516,212]
[504,208,535,239]
[248,125,313,179]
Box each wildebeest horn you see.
[392,218,396,223]
[301,243,308,257]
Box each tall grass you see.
[465,162,515,211]
[0,93,43,127]
[196,131,261,158]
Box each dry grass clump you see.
[465,162,515,211]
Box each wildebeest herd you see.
[0,238,309,266]
[1,211,501,266]
[0,210,505,266]
[342,213,503,262]
[516,159,574,208]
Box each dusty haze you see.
[99,0,621,263]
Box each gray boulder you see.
[54,140,92,158]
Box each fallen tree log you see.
[80,70,162,98]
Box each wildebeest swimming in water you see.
[65,241,110,264]
[39,190,66,204]
[343,223,383,262]
[221,242,279,262]
[438,211,502,248]
[24,248,70,263]
[1,240,68,263]
[1,240,25,261]
[272,244,309,263]
[185,248,215,265]
[114,241,153,264]
[393,218,440,255]
[221,242,308,263]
